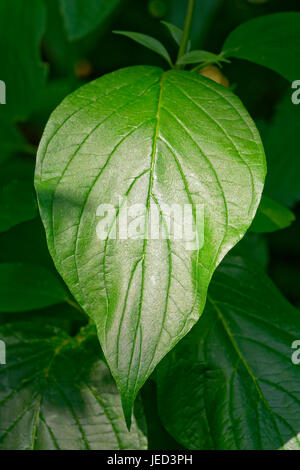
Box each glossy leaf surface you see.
[35,66,266,423]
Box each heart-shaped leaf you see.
[0,322,147,450]
[35,66,266,424]
[157,255,300,450]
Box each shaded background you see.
[0,0,300,449]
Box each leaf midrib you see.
[125,71,166,401]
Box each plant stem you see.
[176,0,195,69]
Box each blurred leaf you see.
[263,93,300,207]
[166,0,222,48]
[0,303,87,333]
[0,111,25,164]
[0,180,38,233]
[161,20,183,46]
[0,218,55,271]
[0,153,35,187]
[157,255,300,450]
[0,263,68,312]
[250,195,295,233]
[160,19,191,51]
[59,0,123,41]
[148,0,167,19]
[113,31,173,65]
[247,0,270,3]
[141,380,183,450]
[232,232,269,268]
[0,322,147,450]
[44,0,80,74]
[178,50,229,66]
[222,13,300,82]
[0,0,47,120]
[31,77,82,129]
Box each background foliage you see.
[0,0,300,450]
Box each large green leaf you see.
[35,65,266,424]
[0,322,147,450]
[0,0,47,120]
[263,93,300,207]
[157,255,300,450]
[59,0,122,41]
[0,263,68,312]
[222,13,300,82]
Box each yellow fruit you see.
[200,65,230,88]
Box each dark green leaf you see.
[222,13,300,82]
[161,20,191,51]
[0,219,55,271]
[113,31,173,66]
[35,65,266,425]
[250,195,295,233]
[0,0,47,120]
[59,0,122,41]
[263,93,300,207]
[232,232,269,269]
[0,322,147,450]
[157,255,300,450]
[141,380,183,450]
[166,0,222,48]
[0,263,68,312]
[0,303,87,333]
[0,180,38,233]
[161,21,184,46]
[177,50,229,66]
[0,110,25,164]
